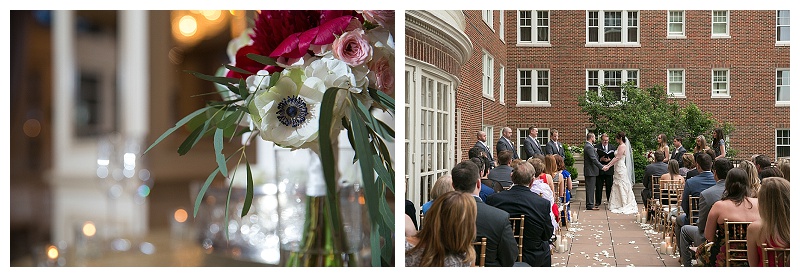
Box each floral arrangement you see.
[645,150,655,163]
[144,10,395,266]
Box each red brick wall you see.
[501,10,789,159]
[456,10,509,160]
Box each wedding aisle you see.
[551,202,682,267]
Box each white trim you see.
[667,69,685,98]
[482,51,495,100]
[499,65,506,105]
[776,68,790,105]
[499,10,505,42]
[776,10,790,44]
[406,11,474,65]
[586,10,640,46]
[667,10,685,38]
[517,10,550,45]
[711,68,730,97]
[517,68,551,106]
[482,10,494,32]
[711,10,730,37]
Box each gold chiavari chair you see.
[688,196,701,226]
[418,209,424,230]
[648,175,661,226]
[660,180,683,238]
[761,243,789,267]
[723,219,752,267]
[509,215,525,263]
[472,237,488,267]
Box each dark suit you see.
[670,145,687,168]
[487,164,513,188]
[486,186,554,267]
[545,140,565,158]
[473,196,519,267]
[497,137,519,160]
[642,161,668,205]
[475,141,495,169]
[522,136,543,160]
[583,141,605,209]
[595,142,616,204]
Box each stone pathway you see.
[550,201,682,267]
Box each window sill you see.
[711,35,731,39]
[775,102,790,107]
[483,94,495,101]
[667,35,686,39]
[776,41,790,47]
[516,102,552,107]
[585,43,641,48]
[667,94,687,99]
[711,95,731,99]
[517,42,552,47]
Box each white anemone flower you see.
[251,70,325,149]
[305,56,368,94]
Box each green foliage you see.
[563,144,575,166]
[578,82,736,183]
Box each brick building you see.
[405,10,789,208]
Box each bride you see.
[601,131,638,214]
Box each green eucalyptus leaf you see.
[214,128,228,178]
[225,64,254,75]
[376,118,395,141]
[143,106,213,155]
[193,167,220,218]
[372,155,394,194]
[241,161,254,217]
[318,86,347,254]
[185,70,240,85]
[177,120,211,156]
[367,88,395,113]
[245,53,279,67]
[238,78,249,99]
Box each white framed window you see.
[518,10,550,46]
[517,69,550,106]
[586,10,640,46]
[667,11,685,38]
[776,69,790,106]
[712,69,730,98]
[500,10,505,42]
[482,51,494,99]
[712,10,730,37]
[587,69,639,101]
[667,69,685,97]
[482,10,494,31]
[482,125,494,154]
[777,10,790,45]
[517,128,550,160]
[499,65,506,104]
[776,129,790,158]
[405,60,456,207]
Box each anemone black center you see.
[276,95,308,128]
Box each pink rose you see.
[359,10,394,31]
[332,29,372,67]
[369,57,394,97]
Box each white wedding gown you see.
[608,147,639,214]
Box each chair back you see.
[723,219,752,267]
[509,215,525,262]
[688,196,701,226]
[418,209,424,230]
[472,237,488,267]
[761,243,789,267]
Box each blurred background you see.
[9,10,393,267]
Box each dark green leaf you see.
[217,110,243,130]
[351,98,394,143]
[245,53,279,67]
[225,64,254,75]
[241,161,254,217]
[143,106,213,155]
[349,102,385,265]
[185,70,241,85]
[318,86,346,252]
[193,167,220,218]
[238,78,249,99]
[376,118,395,141]
[268,71,281,87]
[372,155,394,194]
[177,120,211,156]
[367,88,395,113]
[207,99,244,106]
[214,128,228,178]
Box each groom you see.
[584,132,606,210]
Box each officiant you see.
[595,133,616,207]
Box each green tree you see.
[578,82,735,183]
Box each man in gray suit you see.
[583,132,605,210]
[497,127,518,160]
[523,126,543,160]
[488,150,514,188]
[451,160,518,267]
[545,129,565,158]
[677,158,732,267]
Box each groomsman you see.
[523,126,543,160]
[475,130,495,168]
[497,127,519,160]
[545,129,565,158]
[671,136,687,168]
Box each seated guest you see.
[747,177,790,267]
[528,158,558,232]
[471,157,496,202]
[405,214,418,237]
[738,160,762,193]
[753,155,772,180]
[555,155,573,223]
[486,161,554,267]
[677,158,732,267]
[643,151,668,215]
[660,159,685,184]
[421,174,453,214]
[760,167,785,180]
[703,168,760,267]
[450,160,518,267]
[479,155,505,192]
[488,150,514,188]
[680,153,696,177]
[684,153,700,180]
[681,153,716,224]
[406,199,418,230]
[406,191,476,267]
[776,159,789,181]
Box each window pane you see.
[669,83,682,94]
[778,26,790,41]
[537,87,549,102]
[604,12,622,42]
[538,27,549,41]
[669,23,682,33]
[777,70,789,86]
[588,12,599,42]
[713,23,727,34]
[589,27,598,42]
[777,146,790,158]
[521,87,532,101]
[521,27,532,41]
[628,27,638,42]
[777,87,790,101]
